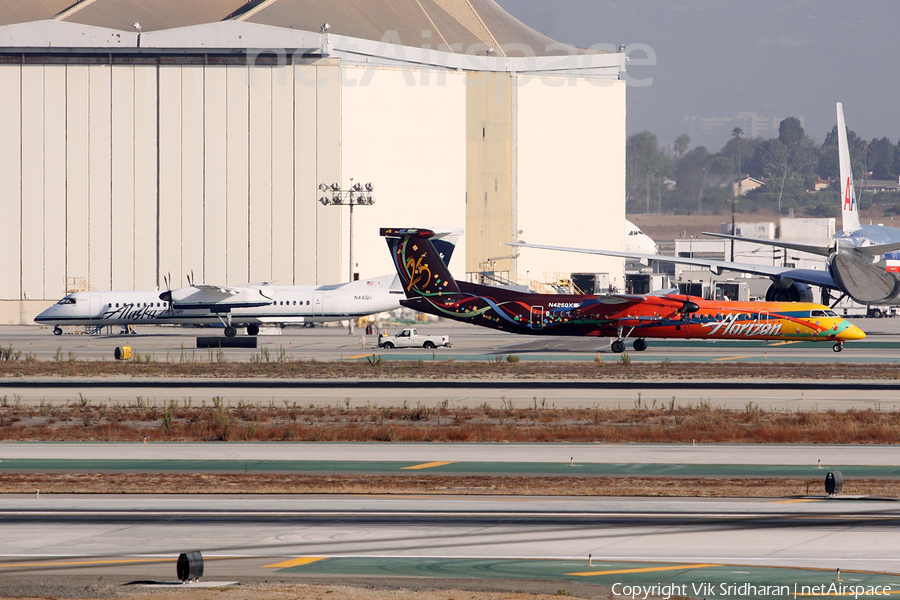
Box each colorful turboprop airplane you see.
[381,227,866,352]
[36,232,459,337]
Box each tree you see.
[868,137,896,180]
[674,134,690,158]
[625,131,670,209]
[778,117,804,146]
[732,127,744,176]
[749,139,788,179]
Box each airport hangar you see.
[0,0,626,325]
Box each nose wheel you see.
[53,326,63,336]
[833,342,843,352]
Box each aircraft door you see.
[90,295,101,317]
[313,292,324,316]
[530,306,544,330]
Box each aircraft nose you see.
[838,322,866,341]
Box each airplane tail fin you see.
[837,102,860,233]
[380,228,462,301]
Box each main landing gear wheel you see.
[611,339,626,353]
[53,326,63,336]
[632,338,648,352]
[833,343,843,353]
[246,324,260,336]
[224,326,237,338]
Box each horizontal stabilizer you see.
[854,240,900,257]
[701,232,832,256]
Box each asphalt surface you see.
[2,493,899,596]
[14,317,900,363]
[2,441,899,466]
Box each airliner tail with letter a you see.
[837,102,860,233]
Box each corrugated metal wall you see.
[0,61,342,302]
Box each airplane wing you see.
[165,285,274,310]
[700,232,833,257]
[506,242,839,290]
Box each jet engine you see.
[765,281,814,303]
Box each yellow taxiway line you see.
[711,356,750,361]
[264,557,327,569]
[568,563,722,577]
[401,461,454,470]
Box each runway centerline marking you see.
[401,461,454,470]
[568,563,722,577]
[264,557,327,569]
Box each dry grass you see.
[1,357,900,380]
[3,401,900,444]
[2,472,896,497]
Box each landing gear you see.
[632,338,648,352]
[611,339,626,353]
[833,342,843,353]
[304,322,315,329]
[224,326,237,338]
[246,324,260,336]
[53,326,63,336]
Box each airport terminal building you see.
[0,0,626,324]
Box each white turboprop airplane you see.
[511,103,900,307]
[36,232,459,337]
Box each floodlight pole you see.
[318,179,376,335]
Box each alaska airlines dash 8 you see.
[36,232,459,337]
[381,227,866,352]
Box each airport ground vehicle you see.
[377,328,451,349]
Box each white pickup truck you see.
[377,328,451,349]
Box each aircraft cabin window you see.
[306,300,310,305]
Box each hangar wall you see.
[516,76,627,290]
[339,66,467,280]
[0,60,350,324]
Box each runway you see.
[1,494,899,595]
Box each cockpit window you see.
[824,310,838,317]
[810,310,827,317]
[57,298,76,305]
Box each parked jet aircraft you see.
[509,104,900,307]
[36,233,459,337]
[381,227,865,352]
[624,219,658,254]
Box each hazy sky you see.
[500,0,899,152]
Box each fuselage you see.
[35,274,403,329]
[402,283,865,343]
[829,224,900,304]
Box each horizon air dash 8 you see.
[381,227,866,352]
